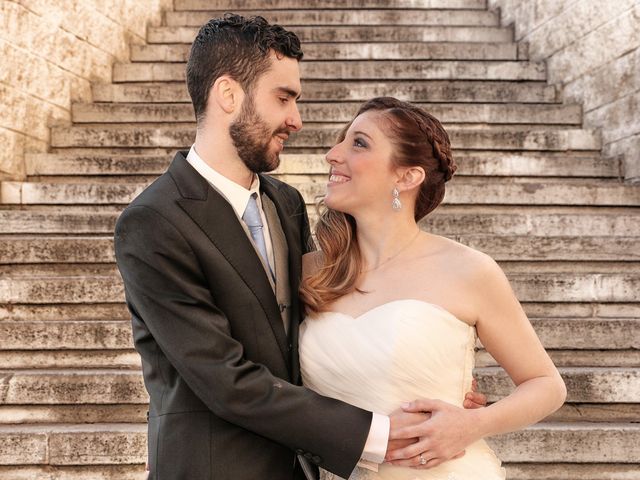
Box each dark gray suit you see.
[114,152,372,480]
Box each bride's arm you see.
[464,254,566,437]
[386,252,566,468]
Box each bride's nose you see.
[325,143,343,165]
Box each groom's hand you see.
[386,407,430,454]
[463,378,487,409]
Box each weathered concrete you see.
[0,322,132,350]
[174,0,488,9]
[487,423,640,463]
[478,367,640,403]
[0,405,146,424]
[0,0,172,180]
[48,124,601,150]
[166,8,500,27]
[0,236,115,264]
[490,0,640,181]
[93,79,558,103]
[132,41,518,62]
[112,60,547,82]
[148,25,514,44]
[72,101,581,125]
[0,465,146,480]
[26,151,617,178]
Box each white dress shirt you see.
[185,145,390,469]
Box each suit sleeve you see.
[114,205,371,478]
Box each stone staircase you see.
[1,0,639,478]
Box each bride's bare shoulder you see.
[427,233,500,278]
[302,251,325,278]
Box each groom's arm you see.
[115,204,371,479]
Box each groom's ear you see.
[396,166,426,192]
[211,75,243,114]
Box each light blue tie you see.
[243,193,273,278]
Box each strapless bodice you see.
[300,299,505,480]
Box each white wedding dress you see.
[299,299,506,480]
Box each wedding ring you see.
[419,453,427,465]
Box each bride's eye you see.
[353,137,368,148]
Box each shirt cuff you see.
[360,413,389,466]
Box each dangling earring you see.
[392,187,402,211]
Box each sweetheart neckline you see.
[317,298,473,328]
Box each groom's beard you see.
[229,94,289,173]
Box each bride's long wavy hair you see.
[300,97,457,314]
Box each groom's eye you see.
[279,97,289,104]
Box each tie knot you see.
[243,193,262,228]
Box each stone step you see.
[112,60,546,82]
[506,463,640,480]
[0,276,125,304]
[0,210,119,234]
[0,423,146,465]
[0,271,637,304]
[478,367,640,403]
[0,236,114,263]
[173,0,488,10]
[1,302,636,324]
[5,348,638,370]
[49,125,599,150]
[165,8,499,28]
[0,369,638,405]
[93,80,556,103]
[0,465,145,479]
[131,42,519,62]
[488,423,640,463]
[1,234,638,264]
[0,350,138,369]
[0,321,132,350]
[71,102,581,125]
[549,403,640,424]
[2,318,636,352]
[0,404,145,425]
[1,206,637,236]
[0,402,629,426]
[25,151,615,178]
[148,25,514,44]
[478,349,640,368]
[5,177,637,206]
[1,422,638,466]
[0,303,130,322]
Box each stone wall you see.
[0,0,171,180]
[489,0,640,182]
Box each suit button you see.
[295,449,304,455]
[288,343,293,351]
[312,455,322,464]
[303,452,312,460]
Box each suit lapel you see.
[260,174,304,383]
[168,153,291,368]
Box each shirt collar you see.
[186,145,261,219]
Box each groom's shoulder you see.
[262,173,305,205]
[126,152,191,211]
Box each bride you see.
[299,97,567,479]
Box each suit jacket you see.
[114,152,372,480]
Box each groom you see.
[115,14,485,480]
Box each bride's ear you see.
[396,166,426,192]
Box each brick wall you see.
[489,0,640,182]
[0,0,172,180]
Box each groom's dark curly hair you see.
[186,13,304,124]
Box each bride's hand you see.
[385,399,482,469]
[386,407,431,454]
